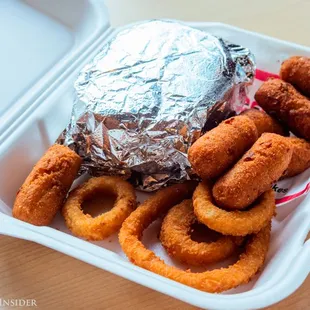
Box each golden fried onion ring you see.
[119,183,271,293]
[160,199,240,266]
[63,176,136,240]
[193,182,275,236]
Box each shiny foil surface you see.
[58,20,255,191]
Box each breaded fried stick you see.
[241,108,287,136]
[213,133,292,210]
[13,144,81,226]
[282,137,310,178]
[188,115,258,180]
[255,79,310,141]
[280,56,310,97]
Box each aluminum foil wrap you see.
[58,20,255,191]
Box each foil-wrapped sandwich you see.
[58,20,255,191]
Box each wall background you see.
[106,0,310,46]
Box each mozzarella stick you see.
[13,144,81,226]
[280,56,310,97]
[255,78,310,141]
[282,137,310,178]
[213,133,292,210]
[241,108,288,136]
[188,115,258,180]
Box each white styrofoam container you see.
[0,1,309,309]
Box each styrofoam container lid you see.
[0,0,111,143]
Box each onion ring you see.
[193,182,275,236]
[62,176,136,240]
[160,199,241,266]
[119,183,271,293]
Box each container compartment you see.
[0,21,309,310]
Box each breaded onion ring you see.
[13,144,81,226]
[119,183,271,293]
[160,199,240,266]
[62,176,136,240]
[193,182,275,236]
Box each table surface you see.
[2,0,310,309]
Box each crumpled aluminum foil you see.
[57,20,255,191]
